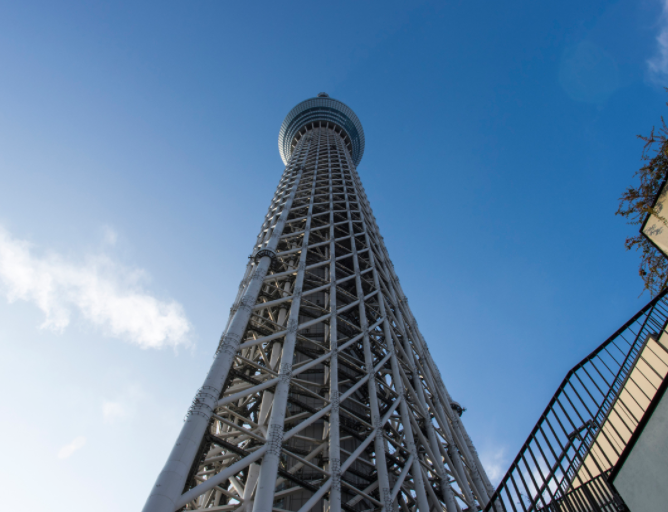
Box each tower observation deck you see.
[143,95,493,512]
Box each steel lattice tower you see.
[143,94,493,512]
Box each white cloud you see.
[102,384,146,423]
[648,0,668,83]
[480,446,508,485]
[102,401,127,422]
[0,225,191,349]
[58,436,87,459]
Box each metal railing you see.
[535,471,625,512]
[485,289,668,512]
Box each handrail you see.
[484,289,668,511]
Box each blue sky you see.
[0,1,667,509]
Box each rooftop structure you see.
[278,94,365,167]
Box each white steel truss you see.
[143,109,493,512]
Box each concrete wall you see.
[612,386,668,512]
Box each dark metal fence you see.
[535,471,625,512]
[484,289,668,512]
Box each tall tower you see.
[143,94,493,512]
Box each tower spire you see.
[143,95,492,512]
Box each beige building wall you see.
[572,331,668,488]
[642,180,668,256]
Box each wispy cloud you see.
[0,225,191,349]
[648,0,668,83]
[101,383,146,422]
[102,401,128,422]
[58,436,87,459]
[101,225,118,246]
[480,446,508,485]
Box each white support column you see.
[378,297,431,512]
[327,164,342,512]
[143,143,310,512]
[350,164,492,510]
[252,159,320,512]
[356,194,465,512]
[345,174,393,512]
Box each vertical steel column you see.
[327,150,342,512]
[142,140,310,512]
[336,151,431,512]
[344,162,393,512]
[350,164,491,509]
[252,141,321,512]
[377,292,431,512]
[389,292,487,505]
[353,169,493,504]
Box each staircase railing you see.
[484,289,668,512]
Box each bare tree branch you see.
[616,96,668,296]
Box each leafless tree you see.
[616,102,668,296]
